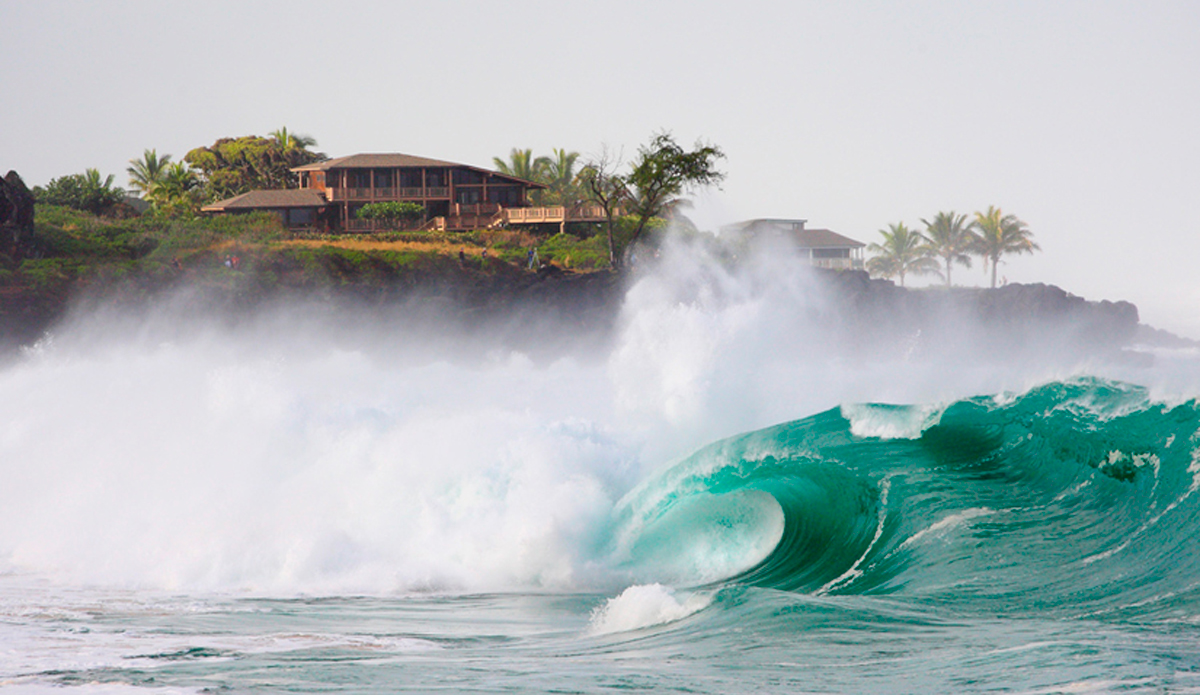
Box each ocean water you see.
[2,242,1199,693]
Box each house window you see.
[457,189,481,204]
[426,169,446,188]
[812,248,849,259]
[348,170,371,188]
[453,169,483,185]
[374,169,393,188]
[488,187,520,205]
[399,169,422,188]
[288,208,315,226]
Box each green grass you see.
[6,205,669,306]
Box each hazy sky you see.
[4,1,1198,337]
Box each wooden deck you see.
[503,204,608,225]
[336,204,612,233]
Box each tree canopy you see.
[356,201,425,225]
[921,211,974,287]
[866,222,940,287]
[866,207,1040,287]
[624,132,725,254]
[33,169,126,216]
[972,206,1039,288]
[492,149,546,184]
[150,162,202,216]
[540,148,586,206]
[579,146,629,268]
[184,129,325,201]
[126,149,172,200]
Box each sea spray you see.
[3,237,1200,692]
[589,583,713,634]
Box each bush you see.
[356,201,425,223]
[537,232,611,270]
[18,258,72,291]
[33,170,126,216]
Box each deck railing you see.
[504,204,610,224]
[810,257,865,271]
[329,186,451,201]
[453,202,502,216]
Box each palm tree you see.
[921,211,974,287]
[127,149,172,199]
[492,148,547,183]
[149,162,200,213]
[269,127,324,182]
[971,206,1039,288]
[83,168,118,193]
[866,222,939,287]
[270,127,317,152]
[541,148,583,205]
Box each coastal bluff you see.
[0,260,1164,363]
[816,270,1146,362]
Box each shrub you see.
[357,201,425,223]
[537,232,610,270]
[33,170,126,216]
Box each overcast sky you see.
[4,1,1198,337]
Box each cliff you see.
[0,253,1153,365]
[818,271,1143,362]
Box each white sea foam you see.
[0,234,1193,596]
[840,403,944,439]
[588,583,712,634]
[896,508,996,551]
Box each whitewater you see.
[2,238,1199,693]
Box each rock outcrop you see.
[0,171,36,258]
[819,270,1140,363]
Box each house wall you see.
[307,164,538,232]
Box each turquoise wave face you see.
[610,377,1200,617]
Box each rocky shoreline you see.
[2,257,1183,366]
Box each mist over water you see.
[3,237,1199,692]
[0,236,1194,596]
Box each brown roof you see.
[291,153,463,171]
[201,189,328,211]
[794,228,865,249]
[722,218,865,248]
[291,152,547,188]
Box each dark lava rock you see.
[0,171,36,258]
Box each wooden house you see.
[201,189,332,228]
[291,153,547,232]
[204,153,549,232]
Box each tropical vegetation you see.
[356,201,425,224]
[866,222,941,287]
[126,149,172,200]
[492,147,589,207]
[183,132,325,201]
[22,126,1049,304]
[32,169,127,216]
[623,133,725,257]
[972,205,1039,288]
[866,207,1039,287]
[920,211,974,287]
